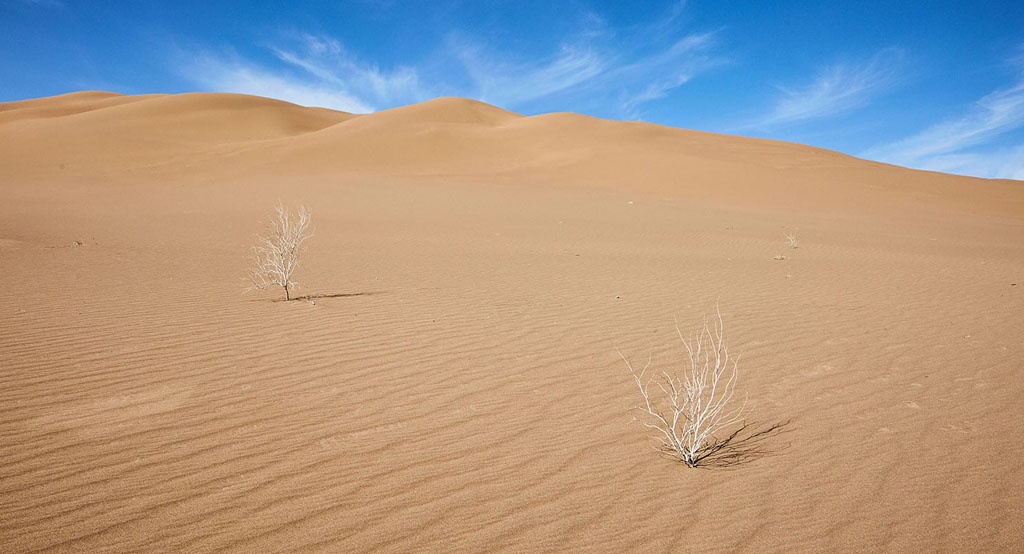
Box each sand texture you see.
[2,91,1023,553]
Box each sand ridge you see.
[2,91,1021,214]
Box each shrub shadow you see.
[293,292,380,301]
[268,291,386,303]
[666,420,793,469]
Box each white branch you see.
[246,204,313,301]
[624,306,746,467]
[785,232,799,248]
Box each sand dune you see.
[4,91,1021,213]
[1,91,1023,553]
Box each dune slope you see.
[2,91,1021,214]
[1,91,1023,553]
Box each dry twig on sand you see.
[622,308,787,468]
[785,232,799,248]
[247,204,312,301]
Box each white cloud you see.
[299,33,341,56]
[615,33,720,115]
[908,143,1024,180]
[454,29,721,114]
[180,31,435,113]
[176,6,721,116]
[456,42,608,107]
[862,52,1024,179]
[864,82,1024,166]
[741,49,905,130]
[183,54,374,113]
[271,35,429,106]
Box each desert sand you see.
[1,91,1022,552]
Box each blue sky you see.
[3,1,1024,179]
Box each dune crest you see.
[2,90,1020,214]
[0,93,1017,186]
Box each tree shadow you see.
[271,291,386,303]
[666,420,793,469]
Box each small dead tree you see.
[622,308,747,468]
[247,204,312,301]
[785,232,799,248]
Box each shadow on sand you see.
[270,291,385,303]
[671,420,793,469]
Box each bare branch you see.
[625,307,783,468]
[246,204,313,301]
[785,232,799,249]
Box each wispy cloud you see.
[176,5,720,116]
[862,50,1024,179]
[454,40,608,107]
[179,30,439,113]
[740,48,906,131]
[182,52,375,113]
[614,33,721,115]
[452,26,721,116]
[270,33,430,107]
[870,83,1024,164]
[902,143,1024,180]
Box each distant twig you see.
[785,232,799,249]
